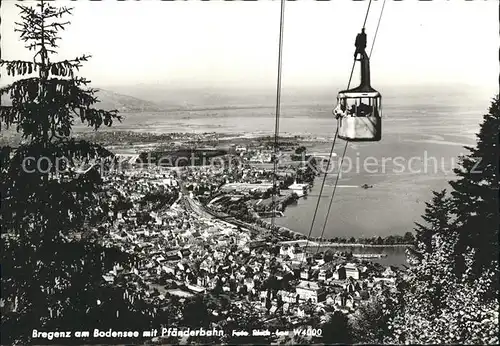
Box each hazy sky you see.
[1,0,498,92]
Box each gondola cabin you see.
[334,29,382,142]
[336,90,382,142]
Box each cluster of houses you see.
[220,182,275,195]
[181,157,307,199]
[103,169,178,199]
[95,169,186,247]
[92,167,400,331]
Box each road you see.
[183,194,215,220]
[176,178,305,238]
[176,178,214,219]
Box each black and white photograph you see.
[1,0,498,344]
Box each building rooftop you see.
[297,280,321,291]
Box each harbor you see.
[352,253,388,259]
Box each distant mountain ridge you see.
[103,83,490,111]
[1,83,491,116]
[85,89,166,113]
[0,88,166,113]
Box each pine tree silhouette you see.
[448,95,499,285]
[0,2,157,344]
[413,189,453,255]
[0,1,120,244]
[387,96,500,343]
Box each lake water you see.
[316,246,409,268]
[81,94,486,242]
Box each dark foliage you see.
[321,310,353,344]
[0,2,155,344]
[413,189,453,255]
[449,95,500,283]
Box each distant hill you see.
[1,82,491,117]
[105,84,280,109]
[101,82,490,112]
[0,88,165,113]
[91,89,166,113]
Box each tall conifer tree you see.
[0,2,155,343]
[449,95,499,286]
[413,189,453,254]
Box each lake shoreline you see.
[279,239,412,248]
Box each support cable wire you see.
[315,140,348,254]
[369,0,386,58]
[362,0,373,29]
[300,0,373,266]
[271,0,286,227]
[301,126,339,257]
[316,0,386,254]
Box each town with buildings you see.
[76,136,403,344]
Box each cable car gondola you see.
[333,29,382,142]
